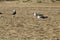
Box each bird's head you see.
[33,12,36,16]
[13,10,16,12]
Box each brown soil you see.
[0,1,60,40]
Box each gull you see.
[34,12,43,16]
[34,12,48,19]
[12,10,16,15]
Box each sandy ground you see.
[0,1,60,40]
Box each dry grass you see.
[0,0,60,3]
[0,1,60,40]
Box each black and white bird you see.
[12,10,16,15]
[34,12,43,16]
[34,12,48,19]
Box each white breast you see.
[37,16,40,19]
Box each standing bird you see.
[33,12,48,19]
[12,10,16,15]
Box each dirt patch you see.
[0,2,60,40]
